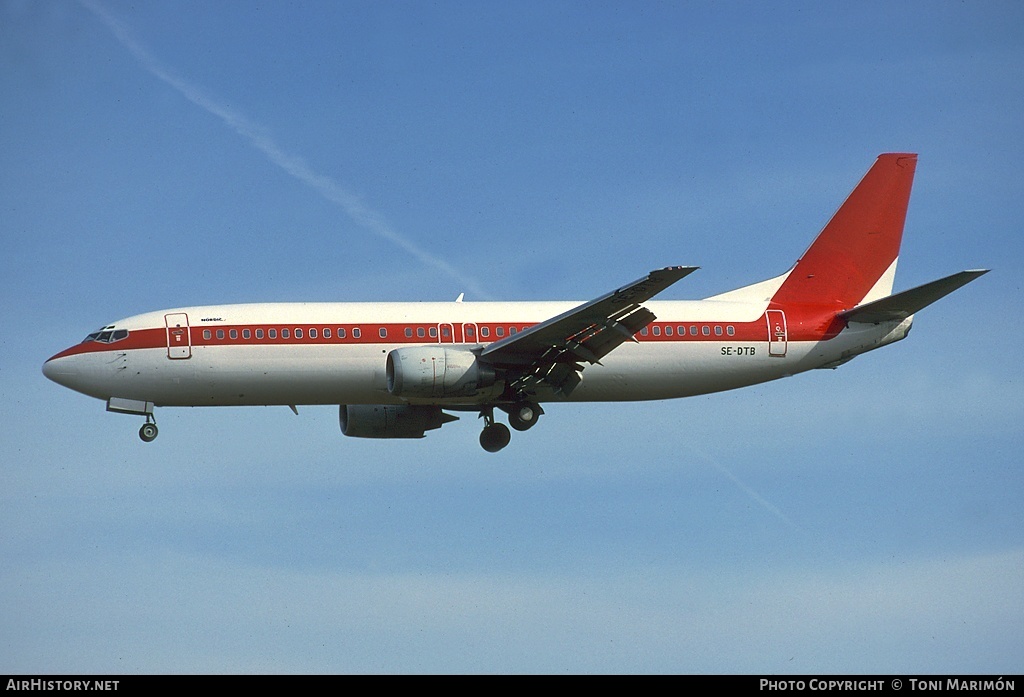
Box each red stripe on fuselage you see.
[46,311,849,361]
[45,328,166,361]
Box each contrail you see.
[80,0,493,300]
[694,449,803,532]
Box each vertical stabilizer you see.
[770,153,917,310]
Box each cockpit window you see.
[83,328,129,344]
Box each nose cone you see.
[44,341,123,400]
[42,345,105,398]
[42,352,79,389]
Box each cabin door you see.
[437,322,455,344]
[461,323,480,344]
[765,307,786,356]
[766,310,788,357]
[165,313,192,359]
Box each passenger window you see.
[690,326,698,336]
[481,327,490,338]
[496,327,505,337]
[256,329,264,339]
[509,327,517,335]
[295,328,303,339]
[417,327,425,338]
[379,328,387,338]
[204,330,212,340]
[309,328,317,339]
[353,328,361,339]
[702,326,710,336]
[652,326,661,336]
[242,329,251,339]
[429,327,437,338]
[324,328,331,338]
[665,326,673,336]
[229,329,238,340]
[338,328,346,338]
[465,326,475,339]
[640,327,648,336]
[405,327,413,338]
[727,326,735,336]
[282,329,290,339]
[269,329,277,339]
[216,329,225,340]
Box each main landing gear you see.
[507,402,542,431]
[139,415,158,442]
[478,402,543,452]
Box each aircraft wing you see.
[481,266,698,398]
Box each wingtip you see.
[654,265,700,276]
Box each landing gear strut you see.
[479,408,511,453]
[139,415,158,443]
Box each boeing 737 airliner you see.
[43,154,986,451]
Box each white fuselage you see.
[43,298,911,409]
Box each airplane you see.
[43,153,987,452]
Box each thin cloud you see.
[79,0,493,300]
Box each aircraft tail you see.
[769,153,918,310]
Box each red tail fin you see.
[770,153,917,310]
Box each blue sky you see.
[2,0,1022,674]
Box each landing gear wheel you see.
[139,422,159,443]
[479,423,511,453]
[508,402,541,432]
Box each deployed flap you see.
[839,269,988,324]
[481,266,697,398]
[482,266,697,366]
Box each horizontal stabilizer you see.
[839,269,989,324]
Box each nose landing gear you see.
[106,398,159,443]
[139,415,158,442]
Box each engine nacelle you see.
[339,404,457,439]
[386,347,498,399]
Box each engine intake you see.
[386,347,498,399]
[339,404,457,439]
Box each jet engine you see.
[386,347,499,399]
[339,404,458,439]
